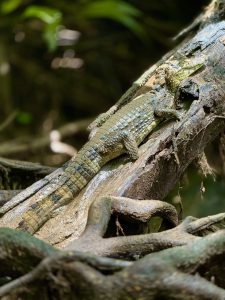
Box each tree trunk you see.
[1,0,225,299]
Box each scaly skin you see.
[18,89,179,234]
[18,57,203,234]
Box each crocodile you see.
[18,59,203,234]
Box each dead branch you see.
[0,118,92,157]
[0,110,18,132]
[1,1,225,299]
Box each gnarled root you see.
[1,224,225,299]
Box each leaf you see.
[23,6,62,25]
[0,0,23,15]
[23,6,62,51]
[81,0,146,39]
[16,112,32,125]
[43,24,59,52]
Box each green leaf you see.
[0,0,22,15]
[23,6,62,51]
[43,24,59,51]
[17,112,32,125]
[81,0,146,39]
[23,6,62,25]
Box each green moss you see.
[0,228,59,276]
[166,59,204,93]
[0,227,57,256]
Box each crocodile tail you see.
[18,145,102,234]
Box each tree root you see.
[1,195,225,299]
[66,196,225,259]
[1,224,225,299]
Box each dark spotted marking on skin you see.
[31,203,38,209]
[51,193,61,203]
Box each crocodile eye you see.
[176,79,199,103]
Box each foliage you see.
[80,0,146,39]
[0,0,145,50]
[0,0,207,129]
[0,0,22,14]
[22,5,62,51]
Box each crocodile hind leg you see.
[122,131,139,160]
[98,131,139,161]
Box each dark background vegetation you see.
[0,0,207,136]
[2,0,225,218]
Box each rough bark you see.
[1,1,225,299]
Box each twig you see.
[0,118,92,157]
[0,110,18,132]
